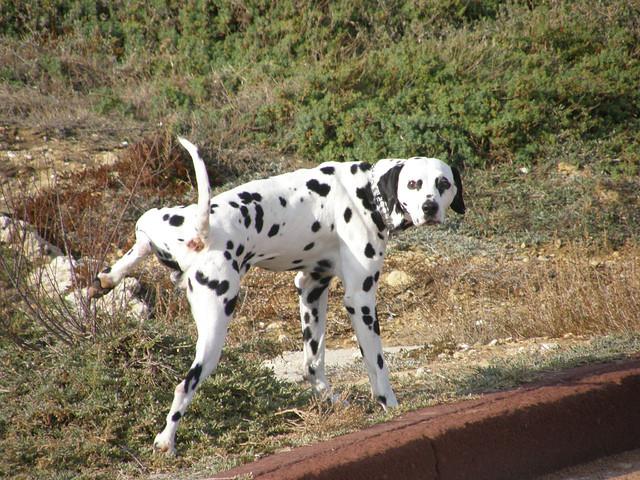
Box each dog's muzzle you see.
[422,200,439,223]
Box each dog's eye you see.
[436,177,451,194]
[407,180,422,190]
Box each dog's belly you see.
[252,244,340,274]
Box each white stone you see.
[30,255,78,296]
[384,270,414,288]
[0,214,62,258]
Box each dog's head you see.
[377,157,465,228]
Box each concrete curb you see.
[211,358,640,480]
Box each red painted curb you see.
[211,358,640,480]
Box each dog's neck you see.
[370,160,412,233]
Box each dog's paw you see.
[87,278,112,299]
[153,432,176,456]
[377,392,398,412]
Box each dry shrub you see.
[15,131,195,260]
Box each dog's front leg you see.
[294,271,335,401]
[340,250,398,411]
[153,261,240,455]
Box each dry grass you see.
[378,245,640,345]
[222,244,640,353]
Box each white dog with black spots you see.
[89,138,465,454]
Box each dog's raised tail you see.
[178,137,209,250]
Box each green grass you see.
[0,324,307,479]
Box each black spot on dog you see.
[377,354,384,369]
[239,206,252,228]
[159,256,181,271]
[195,270,208,285]
[236,244,244,257]
[364,243,375,258]
[363,315,373,325]
[361,306,370,314]
[163,214,169,221]
[212,280,230,296]
[101,266,112,274]
[308,366,316,376]
[307,283,329,303]
[226,240,234,250]
[303,326,312,341]
[232,260,240,272]
[363,276,374,292]
[343,207,352,223]
[377,395,387,406]
[241,252,255,271]
[184,364,202,393]
[169,215,184,227]
[304,312,310,324]
[238,191,254,204]
[356,184,376,212]
[224,251,232,261]
[346,306,355,315]
[373,320,380,335]
[306,179,331,197]
[359,162,372,171]
[292,259,303,264]
[374,271,380,282]
[371,211,386,232]
[304,242,315,251]
[229,201,239,208]
[254,204,264,233]
[311,221,321,232]
[268,224,280,237]
[188,278,193,291]
[279,196,287,207]
[253,193,262,202]
[172,411,182,422]
[317,259,331,269]
[225,295,238,316]
[320,166,335,175]
[350,164,358,174]
[309,339,319,355]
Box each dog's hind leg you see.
[88,226,153,298]
[153,259,240,455]
[294,271,334,400]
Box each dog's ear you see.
[450,166,465,214]
[377,164,404,214]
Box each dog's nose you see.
[422,200,439,217]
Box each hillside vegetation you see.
[2,1,638,170]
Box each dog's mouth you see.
[424,218,441,226]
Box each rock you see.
[384,270,414,288]
[30,255,79,296]
[0,214,62,257]
[68,277,149,322]
[266,321,285,332]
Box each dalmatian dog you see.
[89,138,465,454]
